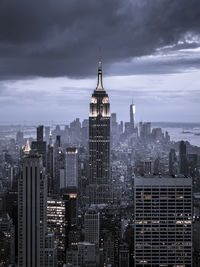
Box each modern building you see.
[45,126,50,143]
[47,197,66,266]
[134,176,192,266]
[31,125,47,166]
[88,58,111,204]
[169,148,178,176]
[84,209,100,247]
[18,153,47,267]
[0,213,15,266]
[179,140,188,176]
[44,232,57,267]
[37,125,44,142]
[130,103,135,128]
[65,147,78,188]
[47,132,54,193]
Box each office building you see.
[45,126,50,143]
[65,147,78,188]
[44,232,57,267]
[169,148,178,176]
[84,209,100,247]
[32,125,47,166]
[130,103,135,127]
[0,213,15,266]
[179,140,188,176]
[47,197,66,266]
[88,58,111,204]
[134,176,192,266]
[18,154,47,267]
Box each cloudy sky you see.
[0,0,200,124]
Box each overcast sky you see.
[0,0,200,124]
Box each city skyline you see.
[0,0,200,123]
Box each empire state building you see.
[88,58,111,204]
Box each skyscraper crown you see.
[96,55,104,91]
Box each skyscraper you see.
[18,154,47,267]
[130,102,135,127]
[37,125,44,142]
[179,140,188,176]
[32,125,47,167]
[65,147,78,188]
[88,58,111,204]
[169,148,178,176]
[134,175,192,266]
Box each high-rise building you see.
[18,154,47,267]
[16,131,24,145]
[84,209,100,247]
[0,213,15,266]
[54,136,65,192]
[37,125,44,142]
[130,103,135,127]
[47,132,54,193]
[134,176,192,266]
[88,58,111,204]
[65,147,78,188]
[45,126,50,143]
[47,197,66,266]
[32,125,47,166]
[169,148,178,175]
[179,140,188,176]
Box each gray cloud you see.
[0,0,200,79]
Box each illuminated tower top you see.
[90,57,110,118]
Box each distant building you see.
[45,126,50,143]
[169,148,178,175]
[31,125,46,166]
[84,210,100,247]
[65,147,78,188]
[139,122,151,140]
[134,176,192,266]
[151,127,163,142]
[16,131,24,145]
[179,140,188,176]
[130,103,135,128]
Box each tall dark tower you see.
[88,57,111,204]
[179,140,188,176]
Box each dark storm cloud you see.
[0,0,200,78]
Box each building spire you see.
[96,49,104,91]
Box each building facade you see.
[18,154,47,267]
[65,147,78,188]
[88,58,111,204]
[134,176,192,266]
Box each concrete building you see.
[134,176,192,266]
[88,57,111,204]
[66,147,78,188]
[47,197,66,266]
[18,154,47,267]
[84,209,100,247]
